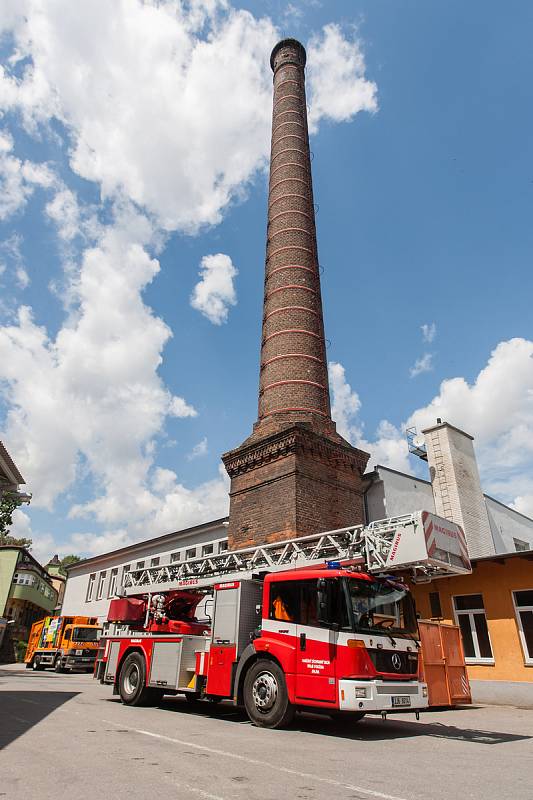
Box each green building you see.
[0,546,58,643]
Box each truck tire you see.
[118,652,163,707]
[54,656,65,673]
[32,656,45,671]
[243,659,294,729]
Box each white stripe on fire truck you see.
[261,618,418,651]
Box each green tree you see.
[60,554,82,569]
[0,492,32,548]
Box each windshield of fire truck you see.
[71,627,101,642]
[346,579,417,636]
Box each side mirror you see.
[317,578,331,625]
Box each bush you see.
[15,640,28,662]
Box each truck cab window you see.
[269,582,299,622]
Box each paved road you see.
[1,664,531,800]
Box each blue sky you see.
[1,0,532,561]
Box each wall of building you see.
[485,495,533,553]
[411,555,533,705]
[62,521,228,621]
[365,465,533,556]
[365,466,435,522]
[0,549,19,616]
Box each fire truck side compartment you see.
[148,640,182,688]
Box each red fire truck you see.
[96,511,471,728]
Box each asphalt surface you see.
[1,664,532,800]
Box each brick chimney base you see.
[222,424,369,550]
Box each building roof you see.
[0,441,25,486]
[65,516,229,572]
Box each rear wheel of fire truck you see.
[118,652,164,707]
[243,659,294,729]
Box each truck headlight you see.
[422,686,428,697]
[355,688,368,698]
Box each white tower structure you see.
[422,420,494,558]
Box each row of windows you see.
[429,590,533,666]
[85,540,229,602]
[12,572,55,600]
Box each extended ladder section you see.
[121,511,471,596]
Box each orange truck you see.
[25,615,101,673]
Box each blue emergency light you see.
[326,560,341,569]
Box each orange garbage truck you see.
[25,615,101,673]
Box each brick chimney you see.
[222,39,369,550]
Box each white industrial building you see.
[62,420,533,623]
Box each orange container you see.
[419,620,472,706]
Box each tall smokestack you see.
[223,39,369,550]
[256,39,332,436]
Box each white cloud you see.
[0,5,376,232]
[0,3,378,559]
[190,253,238,325]
[188,436,208,460]
[329,361,361,441]
[409,352,433,378]
[421,322,436,343]
[169,396,198,418]
[332,338,533,516]
[328,361,410,472]
[307,23,378,132]
[0,128,56,219]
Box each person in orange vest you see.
[273,594,293,621]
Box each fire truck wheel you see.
[119,652,163,707]
[32,657,45,671]
[243,660,294,729]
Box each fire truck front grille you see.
[367,649,418,676]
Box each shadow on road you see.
[0,691,79,750]
[105,695,531,746]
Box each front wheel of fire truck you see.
[243,660,294,729]
[118,652,164,707]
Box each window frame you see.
[512,589,533,666]
[186,548,197,560]
[108,568,119,598]
[86,573,96,602]
[96,571,107,601]
[452,593,495,664]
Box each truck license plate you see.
[76,650,83,655]
[392,696,411,707]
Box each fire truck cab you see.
[97,565,427,728]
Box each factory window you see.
[96,571,107,601]
[202,544,214,557]
[86,573,96,602]
[170,552,181,563]
[513,590,533,665]
[108,568,119,598]
[218,541,228,553]
[453,594,494,663]
[136,561,145,570]
[513,538,529,552]
[150,557,160,567]
[186,548,197,560]
[429,592,443,619]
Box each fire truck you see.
[96,510,471,728]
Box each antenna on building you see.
[406,427,428,461]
